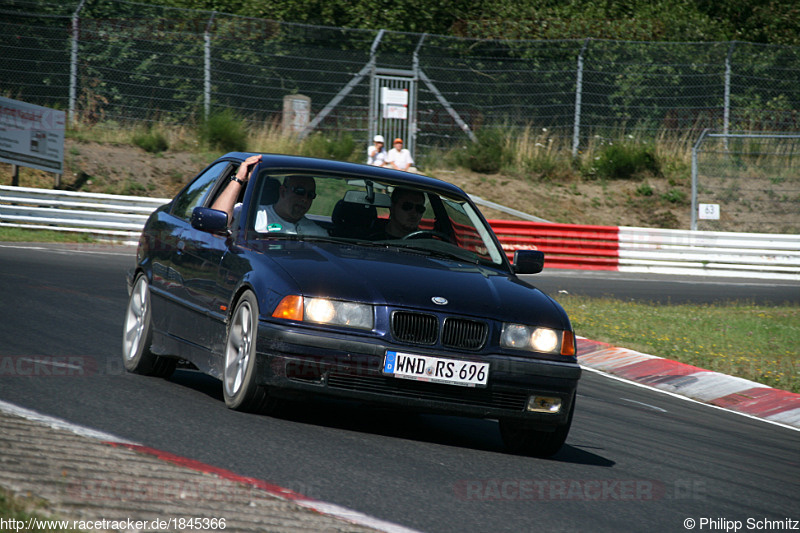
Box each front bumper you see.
[255,320,581,425]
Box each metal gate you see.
[369,69,417,159]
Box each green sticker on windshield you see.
[267,223,283,232]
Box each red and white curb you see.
[577,337,800,429]
[104,442,421,533]
[0,400,420,533]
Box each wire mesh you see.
[2,0,800,188]
[694,133,800,234]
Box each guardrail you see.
[2,186,799,280]
[490,219,800,280]
[617,227,800,280]
[0,185,168,242]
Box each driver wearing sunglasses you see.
[370,187,426,239]
[253,174,328,236]
[211,157,327,236]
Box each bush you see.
[661,188,688,204]
[132,127,169,153]
[300,132,357,162]
[636,182,654,196]
[650,210,680,228]
[593,142,660,180]
[520,152,566,180]
[459,128,507,174]
[198,110,248,152]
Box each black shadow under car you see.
[122,153,581,457]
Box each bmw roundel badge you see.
[431,296,448,305]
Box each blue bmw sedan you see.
[122,153,581,457]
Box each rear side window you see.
[172,161,230,220]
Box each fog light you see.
[526,396,562,413]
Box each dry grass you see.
[247,119,304,155]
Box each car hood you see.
[250,241,568,328]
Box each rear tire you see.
[122,274,176,378]
[223,291,276,413]
[500,393,575,458]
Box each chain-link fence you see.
[691,131,800,234]
[3,0,800,163]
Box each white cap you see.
[373,135,385,143]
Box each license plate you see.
[383,351,489,388]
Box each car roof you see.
[219,152,469,199]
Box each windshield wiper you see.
[293,236,482,265]
[391,243,481,264]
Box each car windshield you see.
[243,170,507,267]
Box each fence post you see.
[367,31,382,142]
[691,128,710,231]
[68,0,87,126]
[572,39,590,158]
[411,33,426,154]
[204,12,216,120]
[723,41,736,148]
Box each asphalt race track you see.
[1,242,798,533]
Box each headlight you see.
[530,327,559,352]
[305,298,335,323]
[501,323,575,356]
[273,295,373,330]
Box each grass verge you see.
[0,487,82,532]
[0,227,95,243]
[557,294,800,393]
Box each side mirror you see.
[191,207,229,234]
[513,250,545,274]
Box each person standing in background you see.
[386,138,415,172]
[367,135,387,167]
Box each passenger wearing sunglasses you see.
[370,187,426,239]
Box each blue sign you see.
[384,351,396,373]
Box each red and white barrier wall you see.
[2,186,798,280]
[489,220,800,281]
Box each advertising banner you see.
[0,97,65,173]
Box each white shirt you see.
[367,146,386,166]
[386,148,414,170]
[254,204,328,236]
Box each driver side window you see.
[171,162,230,220]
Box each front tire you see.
[122,274,176,378]
[500,393,575,458]
[223,291,274,413]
